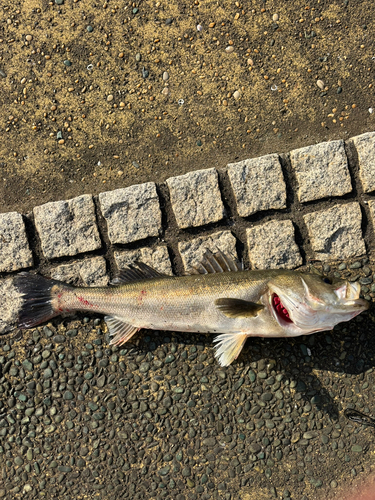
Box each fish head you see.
[267,272,369,335]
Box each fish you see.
[13,250,369,367]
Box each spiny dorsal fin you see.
[189,248,243,275]
[215,298,265,318]
[110,262,166,285]
[105,315,139,345]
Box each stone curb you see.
[1,131,375,333]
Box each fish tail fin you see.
[14,272,73,329]
[213,333,248,367]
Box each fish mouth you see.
[272,294,294,325]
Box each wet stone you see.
[22,360,33,372]
[43,368,53,379]
[139,362,150,372]
[53,335,66,343]
[351,445,363,453]
[97,375,106,388]
[310,478,323,488]
[165,354,175,363]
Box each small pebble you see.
[107,95,114,102]
[86,26,93,32]
[63,60,71,66]
[55,0,64,4]
[317,80,324,90]
[25,35,33,42]
[162,87,169,96]
[225,46,234,53]
[135,53,141,62]
[162,71,169,81]
[233,90,241,100]
[272,14,279,22]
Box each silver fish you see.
[14,250,369,366]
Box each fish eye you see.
[322,277,332,284]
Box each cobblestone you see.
[0,212,33,272]
[368,199,375,231]
[114,246,173,275]
[166,168,224,228]
[348,131,375,193]
[178,231,237,273]
[50,257,108,286]
[227,154,287,216]
[99,183,162,244]
[0,278,23,333]
[246,220,302,269]
[290,140,352,202]
[303,203,366,260]
[33,195,101,259]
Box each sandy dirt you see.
[0,0,374,214]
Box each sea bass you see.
[14,251,369,367]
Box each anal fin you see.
[213,333,248,367]
[105,315,139,346]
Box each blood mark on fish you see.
[137,289,147,304]
[77,295,95,308]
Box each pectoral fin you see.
[105,315,139,346]
[215,298,264,318]
[213,333,248,367]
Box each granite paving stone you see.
[0,277,24,334]
[303,202,366,260]
[114,246,173,275]
[0,212,33,272]
[98,183,162,244]
[178,230,237,273]
[246,220,302,269]
[50,256,109,286]
[166,168,225,228]
[226,154,287,217]
[348,131,375,193]
[33,194,101,259]
[290,140,352,202]
[367,199,375,232]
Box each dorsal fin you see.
[189,249,243,275]
[110,262,166,285]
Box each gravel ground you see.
[1,259,375,499]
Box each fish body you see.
[14,251,369,366]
